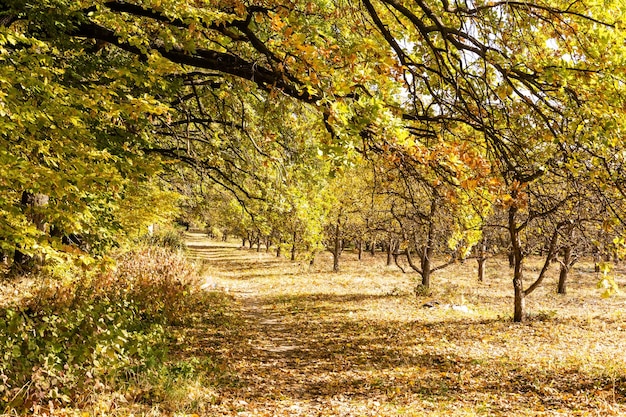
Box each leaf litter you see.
[179,233,626,416]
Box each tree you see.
[0,5,182,272]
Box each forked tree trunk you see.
[392,246,406,273]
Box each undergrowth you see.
[0,242,226,415]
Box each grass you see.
[3,233,626,416]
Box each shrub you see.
[0,299,167,411]
[0,245,201,413]
[141,228,187,251]
[99,246,201,325]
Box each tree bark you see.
[477,237,487,282]
[509,205,525,322]
[420,198,438,288]
[12,191,49,272]
[332,212,342,272]
[421,248,432,288]
[557,245,572,295]
[513,267,525,322]
[421,268,431,288]
[291,231,297,261]
[477,258,486,282]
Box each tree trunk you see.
[386,236,393,266]
[357,239,363,261]
[420,198,438,288]
[593,247,601,272]
[477,257,486,282]
[513,268,525,322]
[370,239,376,256]
[557,245,572,295]
[332,213,341,272]
[509,205,525,322]
[421,248,431,288]
[12,191,49,272]
[477,237,487,282]
[508,250,515,268]
[291,231,297,261]
[393,248,406,273]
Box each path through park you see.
[182,232,626,416]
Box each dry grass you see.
[180,233,626,416]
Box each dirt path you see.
[185,233,394,416]
[186,233,302,354]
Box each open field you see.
[181,233,626,416]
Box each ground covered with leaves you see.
[3,233,626,416]
[179,234,626,416]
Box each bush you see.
[0,300,167,410]
[141,228,187,251]
[0,246,202,413]
[100,246,201,325]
